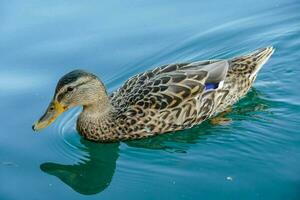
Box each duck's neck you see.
[76,98,119,141]
[83,100,113,116]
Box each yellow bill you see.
[32,101,66,131]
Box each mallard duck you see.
[32,47,274,142]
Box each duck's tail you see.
[229,46,275,79]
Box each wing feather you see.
[110,60,230,130]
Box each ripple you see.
[105,4,299,93]
[47,107,88,163]
[0,71,52,92]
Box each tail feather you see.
[229,46,275,79]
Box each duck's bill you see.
[32,101,66,131]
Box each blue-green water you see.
[1,1,300,199]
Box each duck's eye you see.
[67,87,74,92]
[49,106,54,111]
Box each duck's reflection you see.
[40,142,120,195]
[40,89,270,195]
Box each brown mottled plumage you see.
[33,47,274,142]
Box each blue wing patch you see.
[205,83,219,90]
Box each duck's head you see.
[32,70,108,131]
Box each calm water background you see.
[1,0,300,199]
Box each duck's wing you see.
[111,60,228,105]
[111,60,229,129]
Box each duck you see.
[32,47,274,142]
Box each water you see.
[1,0,300,199]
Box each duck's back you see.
[109,47,274,140]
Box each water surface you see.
[1,1,300,199]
